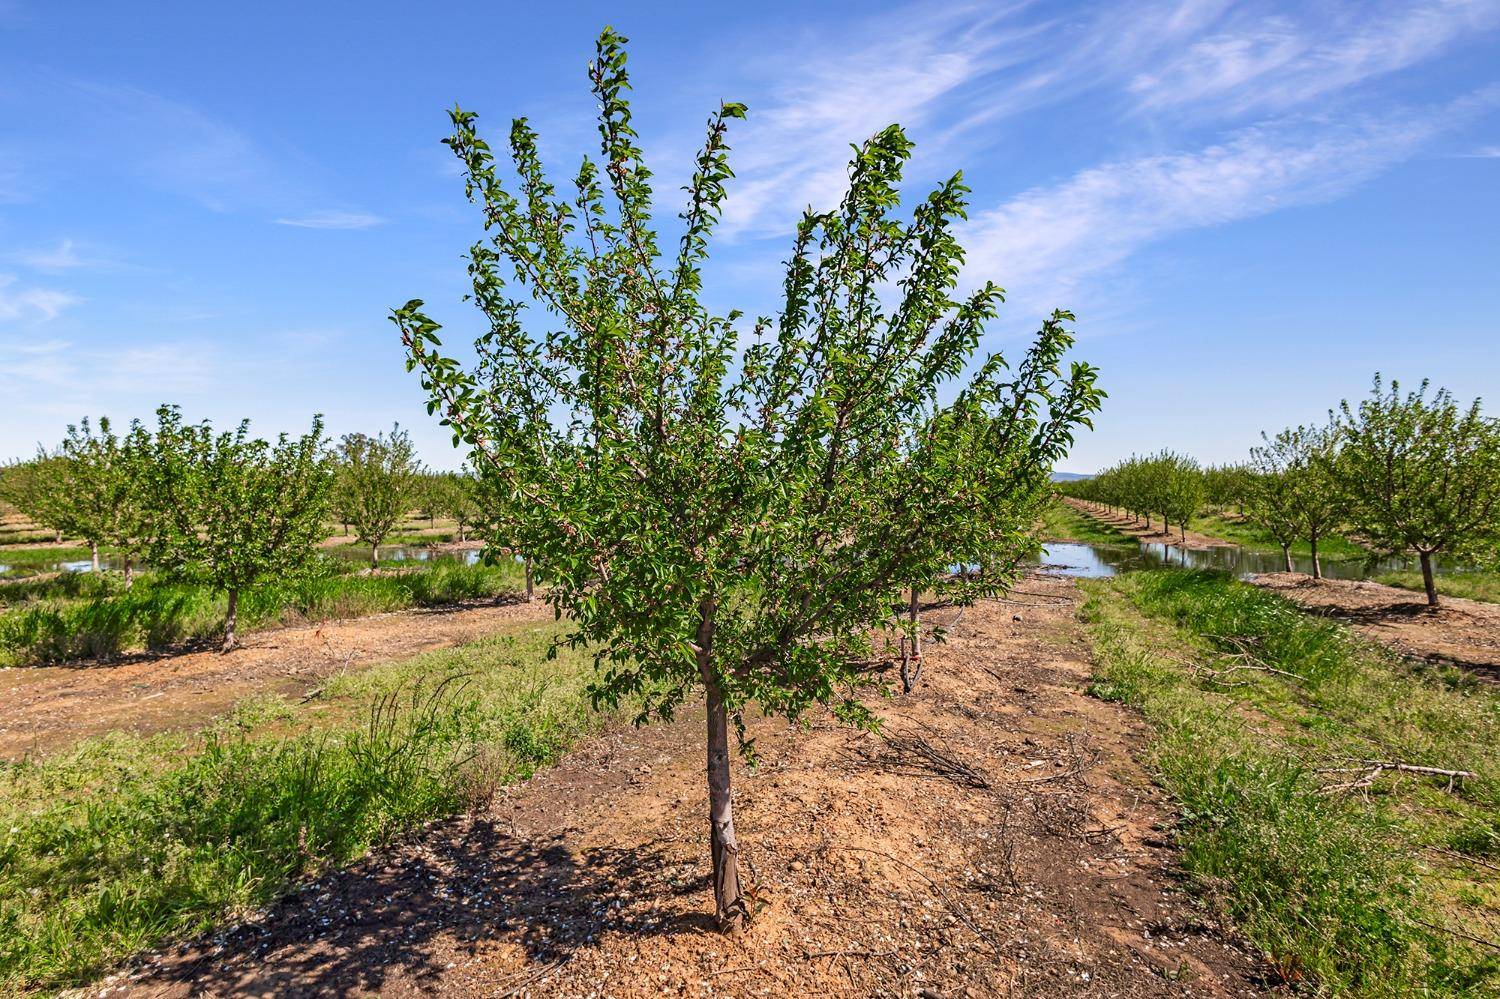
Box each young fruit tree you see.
[139,406,332,650]
[393,29,1101,934]
[335,425,421,568]
[54,417,156,584]
[1330,376,1500,606]
[1247,431,1310,572]
[1287,424,1340,578]
[0,454,72,544]
[1160,451,1204,543]
[438,469,482,543]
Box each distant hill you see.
[1050,470,1093,482]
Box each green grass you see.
[0,559,524,667]
[0,619,613,994]
[1375,570,1500,605]
[1081,569,1499,995]
[1189,509,1369,559]
[1040,499,1134,545]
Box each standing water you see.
[1035,539,1441,581]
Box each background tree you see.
[56,417,155,584]
[438,469,482,543]
[1159,451,1204,542]
[394,29,1101,934]
[141,406,332,650]
[1287,424,1340,578]
[336,425,420,568]
[415,469,444,529]
[1246,431,1307,572]
[1329,376,1500,606]
[0,455,71,543]
[1204,462,1253,516]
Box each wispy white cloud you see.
[1458,144,1500,157]
[274,211,388,230]
[717,4,1037,238]
[0,336,73,397]
[56,79,279,213]
[0,336,214,397]
[962,90,1500,309]
[705,0,1497,319]
[0,273,78,322]
[105,343,215,392]
[1128,1,1500,115]
[714,0,1495,240]
[7,238,84,270]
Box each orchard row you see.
[1060,376,1500,606]
[0,413,487,647]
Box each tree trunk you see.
[458,522,467,543]
[343,520,349,536]
[1282,544,1292,573]
[90,541,100,573]
[1180,523,1186,541]
[370,543,379,570]
[123,556,134,591]
[697,600,749,936]
[524,558,535,602]
[1419,551,1439,607]
[1310,534,1322,579]
[222,589,239,652]
[901,586,922,693]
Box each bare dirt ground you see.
[1060,499,1233,552]
[1252,572,1500,679]
[0,598,552,760]
[104,576,1276,999]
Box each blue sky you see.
[2,0,1497,472]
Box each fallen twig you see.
[804,947,899,960]
[879,732,993,790]
[1412,916,1500,952]
[1318,759,1477,794]
[834,845,986,940]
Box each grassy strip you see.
[0,618,612,994]
[1376,570,1500,605]
[0,560,523,667]
[1040,499,1134,545]
[1080,569,1499,995]
[1189,509,1369,559]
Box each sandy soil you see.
[102,576,1276,998]
[1060,499,1234,552]
[1251,573,1500,679]
[0,598,552,760]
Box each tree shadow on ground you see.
[135,817,712,997]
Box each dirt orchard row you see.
[105,577,1274,998]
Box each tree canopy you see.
[139,406,332,649]
[1330,376,1500,605]
[335,425,421,567]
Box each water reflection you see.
[1035,539,1430,580]
[337,546,486,566]
[0,539,1443,583]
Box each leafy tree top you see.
[393,27,1102,734]
[1331,375,1500,560]
[335,425,421,550]
[140,406,332,591]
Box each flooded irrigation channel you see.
[1035,539,1438,581]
